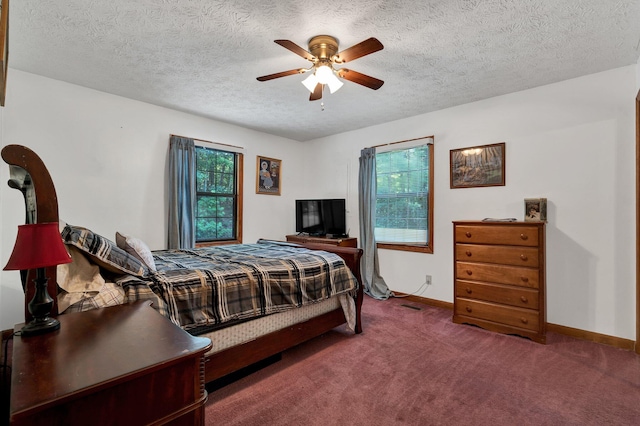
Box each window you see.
[375,143,433,253]
[195,146,243,244]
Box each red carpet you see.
[205,296,640,425]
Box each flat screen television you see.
[295,198,347,237]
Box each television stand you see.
[286,234,357,248]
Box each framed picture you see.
[0,0,9,106]
[524,198,547,222]
[450,142,505,189]
[256,156,281,195]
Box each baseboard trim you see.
[392,292,636,351]
[392,293,453,310]
[546,323,635,351]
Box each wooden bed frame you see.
[1,144,364,384]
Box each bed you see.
[2,144,363,383]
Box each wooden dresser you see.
[286,234,358,248]
[452,221,546,343]
[10,302,212,425]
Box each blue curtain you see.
[358,147,392,300]
[168,136,196,249]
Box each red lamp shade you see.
[3,222,72,271]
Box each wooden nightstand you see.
[10,302,212,425]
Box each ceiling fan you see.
[256,35,384,101]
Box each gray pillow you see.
[115,232,157,272]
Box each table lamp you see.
[3,222,72,337]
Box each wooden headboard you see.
[2,144,60,321]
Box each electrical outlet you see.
[425,275,432,286]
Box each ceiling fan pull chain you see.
[321,101,325,111]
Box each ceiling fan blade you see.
[256,68,306,82]
[337,69,384,90]
[333,38,384,63]
[309,84,323,101]
[274,40,315,61]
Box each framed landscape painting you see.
[450,142,505,189]
[256,156,281,195]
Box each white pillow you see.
[57,245,106,313]
[115,232,157,272]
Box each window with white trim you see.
[375,143,433,253]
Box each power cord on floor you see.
[392,277,431,298]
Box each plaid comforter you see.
[117,241,358,331]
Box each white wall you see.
[0,69,306,330]
[637,54,640,90]
[1,66,637,341]
[305,65,637,340]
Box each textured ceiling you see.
[9,0,640,141]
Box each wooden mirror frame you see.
[635,90,640,354]
[0,0,9,106]
[1,144,61,321]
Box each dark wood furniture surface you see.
[10,302,212,426]
[452,221,546,343]
[286,234,358,247]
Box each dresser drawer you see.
[455,261,539,288]
[456,280,539,309]
[455,298,540,332]
[456,244,539,267]
[455,225,539,246]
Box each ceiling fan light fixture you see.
[326,74,343,94]
[314,64,334,84]
[258,36,384,101]
[302,73,319,93]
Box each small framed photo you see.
[524,198,547,222]
[256,156,281,195]
[450,142,505,189]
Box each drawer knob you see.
[521,277,529,283]
[520,234,528,240]
[466,306,472,313]
[520,296,528,303]
[520,254,528,261]
[465,287,472,294]
[465,270,473,276]
[465,250,472,257]
[520,317,528,324]
[465,232,472,238]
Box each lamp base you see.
[20,316,60,337]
